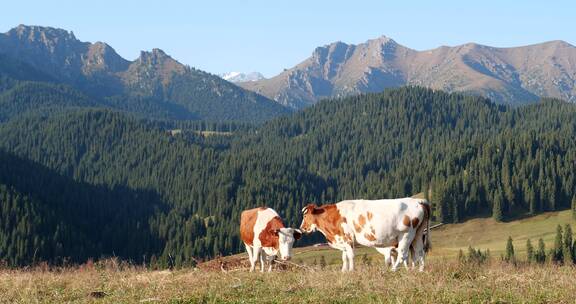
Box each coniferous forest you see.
[1,86,576,267]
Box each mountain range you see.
[3,25,575,115]
[239,36,576,108]
[0,25,290,122]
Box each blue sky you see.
[2,0,574,77]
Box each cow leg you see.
[375,247,393,270]
[259,251,266,272]
[411,233,426,272]
[345,244,355,271]
[410,220,426,272]
[245,244,254,271]
[392,230,416,272]
[409,246,416,270]
[267,257,274,272]
[250,247,261,272]
[390,248,397,268]
[341,250,348,272]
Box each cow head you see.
[273,227,302,260]
[300,203,324,233]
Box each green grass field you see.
[0,210,574,303]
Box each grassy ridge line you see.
[0,261,574,303]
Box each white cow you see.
[300,198,430,272]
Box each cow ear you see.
[272,228,281,235]
[293,229,302,240]
[302,203,316,214]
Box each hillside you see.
[0,25,290,122]
[240,37,576,108]
[0,87,575,266]
[0,79,100,121]
[0,150,164,265]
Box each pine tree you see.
[505,236,515,263]
[536,238,546,264]
[432,181,449,223]
[527,186,537,215]
[563,225,573,265]
[553,225,563,263]
[492,190,504,222]
[526,239,534,263]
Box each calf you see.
[300,198,430,272]
[240,207,302,272]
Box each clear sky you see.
[2,0,574,77]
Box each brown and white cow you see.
[300,198,430,272]
[240,207,302,272]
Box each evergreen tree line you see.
[505,225,576,265]
[0,75,290,123]
[0,87,576,266]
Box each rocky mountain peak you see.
[373,35,396,45]
[136,48,176,66]
[6,25,83,51]
[84,42,129,73]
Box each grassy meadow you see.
[1,260,575,303]
[0,210,575,303]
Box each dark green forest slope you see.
[1,87,575,266]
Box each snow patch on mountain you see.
[221,72,265,82]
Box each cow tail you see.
[423,201,431,252]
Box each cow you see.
[240,207,302,272]
[300,198,430,272]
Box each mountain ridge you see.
[240,37,576,108]
[0,25,290,122]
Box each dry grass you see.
[0,259,575,303]
[1,210,574,303]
